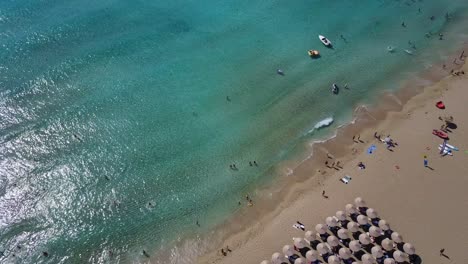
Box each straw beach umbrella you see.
[304,231,316,242]
[359,234,371,245]
[339,247,353,259]
[315,224,328,234]
[282,245,294,256]
[391,232,403,243]
[345,204,358,214]
[326,216,338,227]
[328,256,341,264]
[393,250,407,262]
[381,238,394,251]
[361,253,375,264]
[378,220,390,230]
[371,246,384,258]
[349,240,362,252]
[403,243,415,255]
[316,243,330,255]
[337,228,349,239]
[369,226,382,237]
[357,215,369,225]
[354,197,366,207]
[327,235,340,247]
[305,250,319,261]
[366,208,378,219]
[383,259,396,264]
[294,258,305,264]
[271,252,283,264]
[347,222,360,232]
[293,238,307,249]
[336,210,347,221]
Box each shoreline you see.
[197,49,463,263]
[152,43,466,263]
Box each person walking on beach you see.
[423,155,428,167]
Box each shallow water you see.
[0,0,467,263]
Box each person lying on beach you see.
[374,132,381,141]
[322,190,329,199]
[293,223,304,231]
[294,221,305,231]
[358,162,366,170]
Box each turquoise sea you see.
[0,0,467,263]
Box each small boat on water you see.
[404,49,413,55]
[319,35,332,47]
[387,46,395,52]
[308,50,320,57]
[332,83,339,94]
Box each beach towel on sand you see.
[367,145,376,154]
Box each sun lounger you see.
[340,175,352,184]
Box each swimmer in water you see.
[73,134,83,142]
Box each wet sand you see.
[196,52,468,264]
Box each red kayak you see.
[433,129,448,139]
[436,101,445,109]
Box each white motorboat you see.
[319,35,332,47]
[387,46,395,52]
[404,49,413,55]
[332,83,339,94]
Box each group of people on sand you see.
[325,159,342,170]
[352,134,363,143]
[239,194,253,207]
[220,246,232,256]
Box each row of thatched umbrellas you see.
[260,197,417,264]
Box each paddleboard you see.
[438,146,453,156]
[439,143,459,151]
